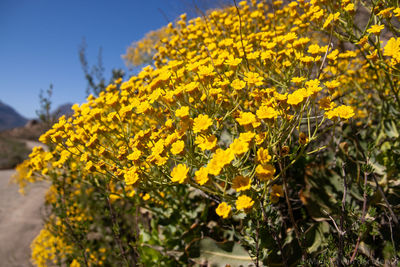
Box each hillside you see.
[0,101,27,131]
[0,102,74,169]
[53,103,73,119]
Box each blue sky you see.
[0,0,228,119]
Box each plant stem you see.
[350,167,369,263]
[260,200,288,267]
[278,158,306,261]
[255,219,260,267]
[105,192,132,266]
[337,163,347,266]
[372,173,398,224]
[60,176,89,267]
[233,0,249,70]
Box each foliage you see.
[0,137,30,169]
[14,0,400,266]
[123,26,172,68]
[36,84,54,127]
[79,39,125,97]
[122,0,231,68]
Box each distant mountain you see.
[0,102,75,140]
[53,103,73,119]
[0,100,28,131]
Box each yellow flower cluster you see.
[123,26,172,67]
[384,37,400,64]
[19,0,359,218]
[31,224,72,267]
[15,1,373,262]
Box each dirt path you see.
[0,141,48,267]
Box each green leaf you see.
[307,222,329,254]
[192,237,254,267]
[384,120,399,139]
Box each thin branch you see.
[323,210,345,236]
[372,173,398,224]
[350,167,369,263]
[233,0,249,70]
[59,178,89,267]
[278,158,307,261]
[260,200,288,267]
[337,162,347,267]
[255,219,260,267]
[105,192,132,266]
[386,213,398,264]
[157,8,170,24]
[352,135,398,225]
[317,27,334,79]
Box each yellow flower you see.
[195,167,209,185]
[231,78,246,90]
[236,195,254,210]
[185,81,199,93]
[229,138,249,155]
[239,131,256,142]
[193,114,213,133]
[270,184,284,203]
[127,149,141,161]
[300,55,314,64]
[244,71,264,86]
[124,167,139,185]
[325,105,355,120]
[70,259,81,267]
[377,7,394,18]
[367,24,384,35]
[151,139,165,155]
[344,3,355,12]
[256,164,275,181]
[207,149,234,176]
[305,79,322,96]
[142,193,150,201]
[195,135,217,151]
[333,105,355,119]
[299,132,309,145]
[158,70,171,81]
[324,80,340,90]
[291,76,306,84]
[257,147,271,164]
[283,60,292,67]
[170,164,189,184]
[394,7,400,18]
[236,111,256,126]
[232,176,251,192]
[176,106,189,118]
[87,134,98,149]
[323,12,340,29]
[136,101,151,114]
[85,161,96,172]
[255,133,266,145]
[280,146,290,156]
[274,92,288,101]
[327,49,339,61]
[225,55,242,66]
[287,88,307,105]
[318,97,335,110]
[307,44,321,55]
[170,140,185,155]
[198,65,215,78]
[384,37,400,63]
[216,202,231,219]
[256,105,278,120]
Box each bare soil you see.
[0,141,47,267]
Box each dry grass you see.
[0,137,30,169]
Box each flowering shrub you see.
[14,0,400,266]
